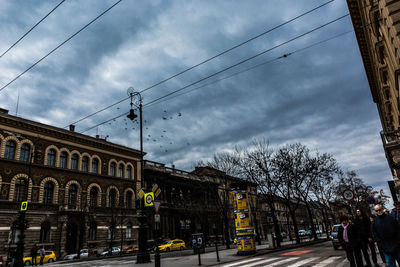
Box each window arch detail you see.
[91,155,101,174]
[106,185,120,207]
[70,151,81,170]
[18,139,34,162]
[59,148,70,168]
[64,180,81,208]
[109,160,117,176]
[44,145,60,167]
[3,136,19,160]
[9,173,32,201]
[87,183,102,207]
[39,177,59,204]
[124,188,135,209]
[126,163,134,179]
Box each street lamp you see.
[127,87,150,263]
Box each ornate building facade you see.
[346,0,400,194]
[0,108,141,258]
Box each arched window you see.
[39,221,51,243]
[71,154,79,170]
[110,162,116,176]
[126,191,133,209]
[5,140,16,160]
[126,165,132,179]
[126,222,132,239]
[43,181,54,204]
[118,164,124,177]
[46,149,56,166]
[19,143,31,162]
[109,189,117,208]
[89,221,97,241]
[59,151,68,168]
[82,156,89,172]
[14,178,27,202]
[92,158,99,174]
[68,184,78,207]
[89,187,98,207]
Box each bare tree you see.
[238,139,282,247]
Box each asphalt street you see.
[46,240,385,266]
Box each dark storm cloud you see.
[0,0,392,196]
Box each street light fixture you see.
[126,87,150,263]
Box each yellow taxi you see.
[157,239,186,252]
[23,250,56,265]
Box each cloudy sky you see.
[0,1,392,198]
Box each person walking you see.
[354,209,373,267]
[30,245,37,266]
[370,215,387,266]
[372,204,400,267]
[338,215,363,267]
[39,247,44,266]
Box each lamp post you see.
[127,87,150,263]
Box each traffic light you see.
[22,220,29,230]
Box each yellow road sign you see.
[138,189,145,199]
[144,192,154,207]
[20,201,28,211]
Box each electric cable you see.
[79,21,351,134]
[0,0,123,93]
[0,0,66,59]
[66,0,336,128]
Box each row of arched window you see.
[0,134,137,179]
[7,174,135,209]
[9,220,134,244]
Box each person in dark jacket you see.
[30,245,37,266]
[338,215,363,267]
[354,209,373,267]
[372,204,400,267]
[370,215,386,265]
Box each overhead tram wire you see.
[0,0,66,59]
[142,14,349,108]
[0,0,123,93]
[66,0,336,128]
[80,20,351,134]
[145,30,354,108]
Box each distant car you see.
[305,230,312,236]
[98,247,121,256]
[330,224,341,250]
[298,230,306,236]
[156,239,186,252]
[123,246,139,254]
[272,232,287,239]
[315,229,322,235]
[24,250,56,265]
[63,249,89,260]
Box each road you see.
[48,241,385,266]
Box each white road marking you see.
[241,257,280,267]
[221,257,264,267]
[285,257,319,267]
[334,258,350,267]
[313,256,343,267]
[263,257,300,266]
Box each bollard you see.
[198,247,201,266]
[215,240,220,262]
[155,247,160,267]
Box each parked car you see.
[272,232,287,239]
[305,230,312,236]
[123,246,139,254]
[156,239,186,252]
[315,229,322,235]
[98,247,121,257]
[63,249,90,260]
[298,230,306,236]
[23,250,56,265]
[330,224,341,250]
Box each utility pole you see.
[14,202,29,267]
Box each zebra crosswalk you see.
[219,255,348,267]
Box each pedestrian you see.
[370,215,387,266]
[354,209,373,267]
[371,204,400,267]
[391,201,400,224]
[0,256,3,266]
[39,247,45,266]
[30,245,37,266]
[338,215,363,267]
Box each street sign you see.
[342,189,355,202]
[155,188,161,198]
[144,192,154,207]
[154,214,160,223]
[138,188,145,199]
[20,201,28,211]
[152,184,159,193]
[154,200,161,214]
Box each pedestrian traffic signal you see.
[20,219,29,230]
